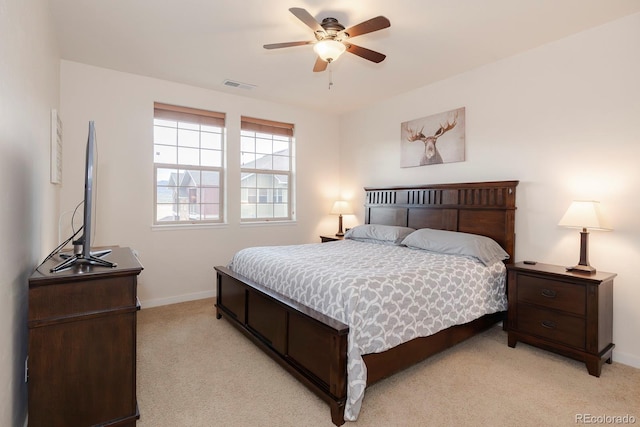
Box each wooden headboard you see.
[364,180,518,262]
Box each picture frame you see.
[400,107,465,168]
[51,109,62,184]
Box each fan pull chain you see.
[328,62,334,90]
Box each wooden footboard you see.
[215,265,504,426]
[214,266,349,426]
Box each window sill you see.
[239,220,297,227]
[151,222,228,231]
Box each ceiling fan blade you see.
[345,43,386,63]
[263,41,314,50]
[342,16,390,38]
[289,7,326,36]
[313,57,328,72]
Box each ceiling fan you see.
[263,8,391,72]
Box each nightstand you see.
[320,235,344,243]
[506,262,616,377]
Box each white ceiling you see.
[50,0,640,115]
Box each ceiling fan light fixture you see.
[263,8,390,72]
[313,39,346,62]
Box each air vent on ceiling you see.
[222,79,257,90]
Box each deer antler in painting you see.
[406,112,458,165]
[405,125,426,143]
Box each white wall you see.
[59,61,341,307]
[340,13,640,368]
[0,0,60,425]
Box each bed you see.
[214,180,518,425]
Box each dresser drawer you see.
[517,304,585,349]
[517,275,585,315]
[29,276,137,322]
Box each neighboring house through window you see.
[240,116,294,221]
[153,103,225,224]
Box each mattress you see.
[229,239,507,420]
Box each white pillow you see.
[401,228,509,266]
[344,224,416,245]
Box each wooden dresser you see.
[507,262,615,377]
[28,247,143,427]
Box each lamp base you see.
[335,214,344,237]
[566,229,596,274]
[566,264,596,274]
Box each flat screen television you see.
[50,121,117,272]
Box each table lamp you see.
[330,201,352,237]
[558,200,611,274]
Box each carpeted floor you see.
[136,298,639,427]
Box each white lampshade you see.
[558,200,611,231]
[313,40,347,62]
[330,200,353,215]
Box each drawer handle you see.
[541,320,556,329]
[541,289,557,298]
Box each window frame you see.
[153,103,226,226]
[240,116,294,223]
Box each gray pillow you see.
[401,228,509,266]
[344,224,416,245]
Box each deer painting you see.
[405,111,458,166]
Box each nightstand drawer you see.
[517,275,585,315]
[517,304,585,349]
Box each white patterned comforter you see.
[229,239,507,421]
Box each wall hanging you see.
[400,107,465,167]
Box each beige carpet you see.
[137,299,639,427]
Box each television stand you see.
[29,247,143,427]
[51,248,116,272]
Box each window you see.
[240,116,294,221]
[153,103,225,224]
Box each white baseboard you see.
[139,290,215,309]
[613,350,640,369]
